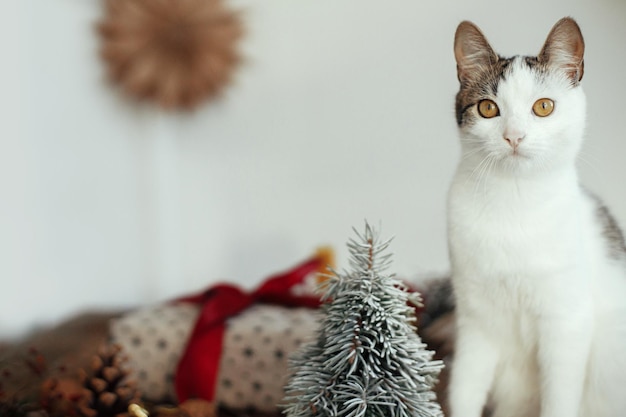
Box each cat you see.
[447,17,626,417]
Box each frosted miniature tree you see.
[284,223,444,417]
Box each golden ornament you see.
[129,403,150,417]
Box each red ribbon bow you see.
[174,252,331,402]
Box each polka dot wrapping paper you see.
[108,249,333,411]
[109,303,201,402]
[216,305,319,411]
[109,303,319,411]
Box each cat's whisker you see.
[460,147,486,162]
[576,151,602,176]
[465,152,492,186]
[576,154,598,171]
[471,152,497,202]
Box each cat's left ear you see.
[538,17,585,83]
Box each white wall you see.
[4,0,626,338]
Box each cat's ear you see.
[454,21,498,85]
[538,17,585,83]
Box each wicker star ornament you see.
[98,0,243,110]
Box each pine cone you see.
[77,344,141,417]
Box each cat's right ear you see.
[538,17,585,83]
[454,21,498,85]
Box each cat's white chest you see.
[447,171,589,363]
[447,169,588,315]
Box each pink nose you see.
[504,135,524,150]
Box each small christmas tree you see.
[284,223,443,417]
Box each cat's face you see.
[454,18,586,176]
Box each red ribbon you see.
[174,254,328,402]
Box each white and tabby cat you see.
[447,17,626,417]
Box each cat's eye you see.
[477,99,499,118]
[533,98,555,117]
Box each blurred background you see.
[3,0,626,338]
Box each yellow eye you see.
[533,98,555,117]
[477,99,499,118]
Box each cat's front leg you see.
[449,315,499,417]
[538,307,592,417]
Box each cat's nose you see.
[503,134,524,150]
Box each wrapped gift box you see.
[109,250,331,412]
[110,303,319,411]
